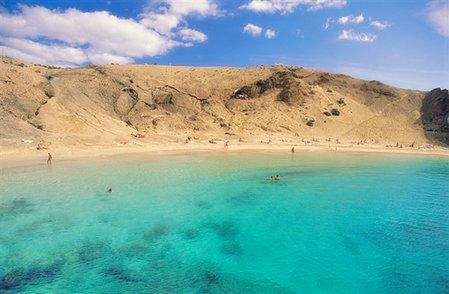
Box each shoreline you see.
[1,142,448,169]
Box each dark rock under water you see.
[78,241,108,263]
[180,228,201,240]
[221,241,243,256]
[143,224,170,241]
[0,259,64,291]
[208,220,239,240]
[102,267,140,283]
[0,198,35,221]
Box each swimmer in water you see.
[106,188,112,193]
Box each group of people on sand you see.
[37,142,49,150]
[207,139,230,148]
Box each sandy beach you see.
[2,139,448,169]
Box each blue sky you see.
[0,0,448,90]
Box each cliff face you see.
[0,56,446,150]
[421,88,449,144]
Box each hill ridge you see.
[1,55,447,153]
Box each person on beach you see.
[291,147,295,153]
[225,141,229,149]
[47,153,52,165]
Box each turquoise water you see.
[0,151,448,293]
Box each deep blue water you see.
[0,151,448,293]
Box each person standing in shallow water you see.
[47,153,52,165]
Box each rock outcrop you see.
[421,88,449,144]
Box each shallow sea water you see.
[0,151,448,293]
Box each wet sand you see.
[1,141,448,169]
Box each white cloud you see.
[337,13,364,25]
[140,0,220,36]
[326,13,365,29]
[265,29,277,38]
[243,24,276,39]
[0,2,217,66]
[139,12,181,35]
[178,28,207,42]
[427,0,449,37]
[243,23,263,36]
[0,37,88,67]
[338,29,376,42]
[240,0,346,14]
[370,20,391,30]
[308,0,347,11]
[242,0,277,13]
[165,0,220,17]
[87,53,134,65]
[337,16,349,25]
[354,14,364,24]
[0,6,174,57]
[324,17,334,29]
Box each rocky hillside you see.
[421,88,449,144]
[0,56,447,151]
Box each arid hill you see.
[0,56,447,152]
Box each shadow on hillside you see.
[420,88,449,146]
